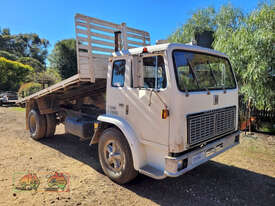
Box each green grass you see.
[258,122,275,133]
[10,107,25,112]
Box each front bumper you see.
[164,131,240,177]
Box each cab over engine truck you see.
[20,14,240,184]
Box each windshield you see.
[173,50,236,92]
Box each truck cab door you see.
[106,58,127,118]
[124,55,170,146]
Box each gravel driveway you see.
[0,106,274,206]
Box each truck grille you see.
[187,106,236,145]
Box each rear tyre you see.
[98,128,138,184]
[45,113,56,137]
[28,109,46,140]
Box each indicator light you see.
[162,109,169,119]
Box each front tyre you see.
[28,109,46,140]
[98,128,138,184]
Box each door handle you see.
[118,103,124,107]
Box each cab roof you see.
[112,43,228,59]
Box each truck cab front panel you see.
[166,45,239,153]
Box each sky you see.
[0,0,260,53]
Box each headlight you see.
[3,95,8,101]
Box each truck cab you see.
[20,14,239,184]
[103,43,239,179]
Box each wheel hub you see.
[104,141,124,172]
[29,115,36,134]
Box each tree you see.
[18,82,42,98]
[17,68,62,98]
[214,3,275,109]
[168,2,275,109]
[35,68,62,87]
[0,28,51,92]
[0,28,11,50]
[168,7,216,43]
[0,57,33,91]
[0,50,17,61]
[48,39,77,79]
[17,57,44,72]
[0,28,49,64]
[213,4,245,82]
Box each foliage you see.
[18,68,61,98]
[0,57,33,91]
[44,68,62,84]
[168,7,216,43]
[18,82,42,98]
[257,121,275,133]
[0,50,17,61]
[26,67,62,88]
[48,39,77,79]
[213,4,245,82]
[168,2,275,109]
[17,57,45,72]
[214,3,275,109]
[37,68,62,85]
[0,28,49,64]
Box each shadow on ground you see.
[40,134,275,206]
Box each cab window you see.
[143,56,167,89]
[112,60,126,87]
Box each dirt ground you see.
[0,106,274,206]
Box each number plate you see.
[192,152,205,165]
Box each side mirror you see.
[132,56,144,88]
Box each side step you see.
[139,165,166,180]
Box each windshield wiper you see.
[207,61,218,85]
[186,58,210,94]
[186,58,200,88]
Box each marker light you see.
[94,122,99,129]
[142,47,148,53]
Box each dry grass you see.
[214,133,275,177]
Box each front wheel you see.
[98,128,138,184]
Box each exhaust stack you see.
[114,31,122,52]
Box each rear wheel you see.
[98,128,138,184]
[45,113,56,137]
[28,109,46,140]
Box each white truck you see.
[0,91,18,106]
[20,14,240,184]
